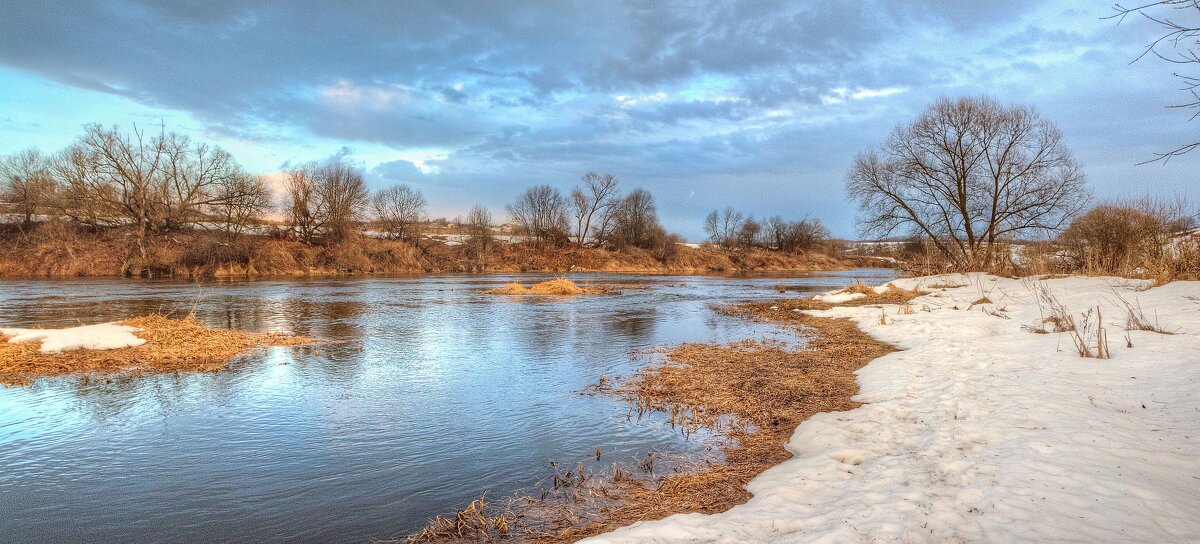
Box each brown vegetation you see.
[0,314,312,386]
[486,278,592,296]
[0,222,848,278]
[852,199,1198,283]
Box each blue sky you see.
[0,0,1194,240]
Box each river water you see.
[0,269,893,543]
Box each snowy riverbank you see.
[586,274,1200,543]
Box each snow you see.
[585,273,1200,543]
[1,323,147,353]
[812,291,867,303]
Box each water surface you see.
[0,269,893,543]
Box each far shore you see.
[0,225,876,279]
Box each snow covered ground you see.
[586,274,1200,543]
[1,323,146,353]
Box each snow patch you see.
[1,323,147,353]
[585,273,1200,543]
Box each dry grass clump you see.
[522,307,896,543]
[486,278,587,296]
[1110,291,1179,335]
[1025,281,1110,359]
[841,281,877,296]
[484,278,639,296]
[0,314,312,385]
[406,496,513,543]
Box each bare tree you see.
[703,207,745,248]
[210,173,272,238]
[316,161,369,242]
[570,172,620,246]
[507,185,569,245]
[75,123,171,258]
[764,216,788,250]
[51,145,113,229]
[283,163,324,244]
[466,203,494,248]
[1109,1,1200,161]
[760,215,830,252]
[371,184,427,241]
[847,96,1089,267]
[0,148,55,228]
[160,134,239,230]
[737,216,762,249]
[787,218,831,252]
[608,188,659,249]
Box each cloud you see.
[0,0,1195,238]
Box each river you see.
[0,269,893,543]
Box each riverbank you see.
[0,224,857,278]
[584,274,1200,543]
[0,315,312,385]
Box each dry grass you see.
[407,496,513,543]
[1025,281,1109,359]
[1111,291,1179,335]
[840,281,877,296]
[0,314,313,386]
[487,279,584,296]
[484,278,638,296]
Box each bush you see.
[1060,204,1169,275]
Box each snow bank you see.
[586,274,1200,543]
[1,323,146,353]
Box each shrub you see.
[1060,204,1166,274]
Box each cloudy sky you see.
[0,0,1193,239]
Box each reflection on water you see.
[0,269,893,544]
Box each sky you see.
[0,0,1195,240]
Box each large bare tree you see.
[1110,1,1200,161]
[0,148,55,229]
[703,207,745,248]
[847,96,1089,266]
[608,188,659,249]
[282,160,369,244]
[209,172,272,238]
[160,134,239,230]
[75,123,171,257]
[507,185,569,245]
[570,172,620,246]
[371,184,427,241]
[283,163,324,244]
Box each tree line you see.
[504,173,684,258]
[2,123,841,263]
[702,207,830,252]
